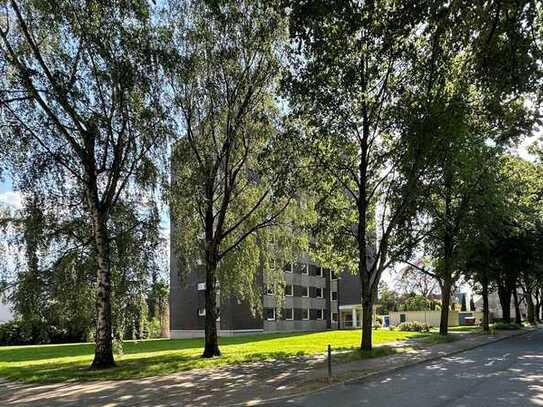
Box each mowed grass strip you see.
[0,329,433,382]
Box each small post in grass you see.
[327,344,332,383]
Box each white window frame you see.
[302,308,310,320]
[197,282,206,291]
[266,308,276,321]
[284,263,293,273]
[317,267,323,277]
[302,285,309,297]
[285,284,293,297]
[316,287,323,298]
[316,309,324,320]
[301,263,309,275]
[265,286,274,295]
[331,312,338,322]
[285,308,294,321]
[198,308,206,317]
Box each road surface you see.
[266,329,543,407]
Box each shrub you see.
[494,322,521,330]
[397,321,432,332]
[146,318,162,338]
[0,321,32,345]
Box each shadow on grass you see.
[0,349,316,383]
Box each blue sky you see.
[0,179,11,193]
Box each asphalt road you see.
[266,329,543,407]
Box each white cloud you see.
[0,191,22,210]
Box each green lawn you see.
[0,329,433,383]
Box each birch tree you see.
[168,0,308,358]
[0,0,166,367]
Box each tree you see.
[285,0,434,351]
[401,0,540,335]
[168,0,307,358]
[377,282,401,314]
[0,1,166,367]
[397,262,439,298]
[0,180,166,344]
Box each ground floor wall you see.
[170,328,264,339]
[388,310,486,327]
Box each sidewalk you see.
[0,329,528,407]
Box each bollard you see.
[327,344,332,383]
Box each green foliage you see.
[168,0,310,319]
[0,321,32,346]
[397,321,432,333]
[493,322,522,331]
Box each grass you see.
[0,329,434,383]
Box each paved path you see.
[265,329,543,407]
[0,329,531,406]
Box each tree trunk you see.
[91,208,115,369]
[202,261,220,358]
[534,289,541,322]
[497,285,511,323]
[481,275,490,332]
[439,281,451,336]
[360,286,373,351]
[526,290,535,325]
[513,289,521,324]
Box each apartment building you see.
[169,253,365,338]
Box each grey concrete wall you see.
[169,221,206,331]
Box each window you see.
[302,286,309,297]
[284,308,293,320]
[400,313,406,323]
[265,308,276,321]
[316,287,323,298]
[332,291,338,301]
[197,308,206,317]
[301,263,309,275]
[285,284,293,296]
[316,309,324,320]
[197,282,206,291]
[302,308,309,320]
[332,312,338,322]
[265,286,274,295]
[284,263,293,273]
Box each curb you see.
[224,329,531,407]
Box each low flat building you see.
[389,310,485,327]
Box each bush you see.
[0,321,32,345]
[397,321,432,332]
[494,322,521,330]
[146,318,162,338]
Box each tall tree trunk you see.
[90,208,115,369]
[513,289,522,324]
[357,63,372,352]
[202,261,220,358]
[481,275,490,332]
[526,289,535,325]
[439,280,451,336]
[497,284,511,323]
[534,288,541,322]
[360,280,373,351]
